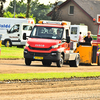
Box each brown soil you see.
[0,59,100,100]
[0,59,100,74]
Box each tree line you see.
[0,0,62,23]
[0,0,53,23]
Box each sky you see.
[38,0,66,4]
[4,0,66,9]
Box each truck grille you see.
[29,52,50,56]
[29,46,52,51]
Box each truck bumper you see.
[24,49,61,61]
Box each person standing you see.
[77,32,83,47]
[84,31,92,44]
[78,32,83,42]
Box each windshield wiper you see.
[32,36,42,38]
[42,37,52,39]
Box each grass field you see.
[0,72,100,81]
[0,46,24,59]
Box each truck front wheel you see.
[56,56,63,67]
[25,58,31,66]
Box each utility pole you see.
[26,0,31,18]
[14,0,16,18]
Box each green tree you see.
[51,1,62,21]
[30,0,51,22]
[6,1,26,14]
[20,0,32,18]
[3,11,36,23]
[6,0,52,23]
[0,0,6,17]
[3,11,26,18]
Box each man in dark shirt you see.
[84,31,92,44]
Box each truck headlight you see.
[24,49,28,54]
[51,53,57,55]
[26,42,29,47]
[52,44,59,48]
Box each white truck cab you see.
[70,25,88,41]
[70,25,88,50]
[1,23,34,47]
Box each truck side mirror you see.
[7,29,10,33]
[66,36,70,43]
[23,33,26,40]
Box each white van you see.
[1,23,34,47]
[0,17,34,39]
[70,25,88,50]
[70,25,88,41]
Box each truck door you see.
[21,25,33,44]
[64,29,70,60]
[8,24,20,45]
[70,26,79,41]
[65,29,70,50]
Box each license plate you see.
[33,56,43,60]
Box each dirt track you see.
[0,59,100,73]
[0,59,100,100]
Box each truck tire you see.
[98,53,100,66]
[17,46,24,48]
[69,55,80,67]
[42,60,52,66]
[25,58,31,65]
[56,55,64,67]
[5,40,12,47]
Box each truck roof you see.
[35,24,65,28]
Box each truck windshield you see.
[30,26,64,39]
[71,27,77,34]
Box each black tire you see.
[5,40,12,47]
[56,56,64,67]
[25,58,31,66]
[17,46,24,48]
[69,55,80,67]
[98,53,100,66]
[42,60,52,66]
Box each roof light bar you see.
[62,22,67,25]
[38,20,43,24]
[38,20,68,25]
